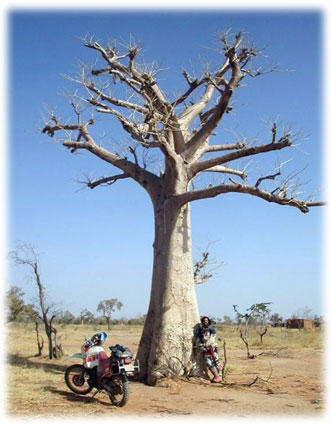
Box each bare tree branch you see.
[177,59,230,132]
[191,137,292,176]
[255,171,281,188]
[42,33,324,214]
[42,115,161,199]
[86,82,149,115]
[9,243,63,359]
[203,142,247,153]
[183,32,265,159]
[306,201,327,208]
[178,181,314,213]
[194,252,213,285]
[193,243,223,285]
[84,37,171,115]
[201,165,247,180]
[79,173,130,189]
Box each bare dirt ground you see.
[6,327,325,419]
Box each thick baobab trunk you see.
[136,200,200,385]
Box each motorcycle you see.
[65,334,139,407]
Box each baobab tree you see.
[41,31,324,384]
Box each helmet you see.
[91,332,107,346]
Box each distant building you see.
[286,318,313,329]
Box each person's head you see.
[201,316,211,327]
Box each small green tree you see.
[270,312,283,327]
[233,302,272,358]
[58,310,76,324]
[313,315,323,328]
[251,303,272,344]
[222,315,233,326]
[97,299,123,331]
[79,308,95,325]
[6,286,26,322]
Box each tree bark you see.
[34,263,55,359]
[136,199,200,385]
[257,328,268,344]
[45,325,54,359]
[107,317,111,331]
[34,321,44,356]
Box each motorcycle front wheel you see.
[105,374,130,407]
[64,364,93,395]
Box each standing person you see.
[197,316,222,383]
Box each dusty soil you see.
[6,329,325,418]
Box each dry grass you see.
[6,323,135,416]
[7,322,323,358]
[5,323,325,417]
[215,325,324,350]
[7,362,63,416]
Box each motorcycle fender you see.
[66,352,83,360]
[83,346,105,369]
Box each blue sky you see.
[7,9,324,321]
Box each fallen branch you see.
[248,360,273,387]
[258,347,289,357]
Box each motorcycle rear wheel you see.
[106,374,130,407]
[64,364,93,395]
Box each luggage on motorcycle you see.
[109,345,139,375]
[110,344,133,360]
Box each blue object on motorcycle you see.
[115,344,125,351]
[110,344,125,352]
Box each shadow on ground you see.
[7,353,67,374]
[44,385,115,407]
